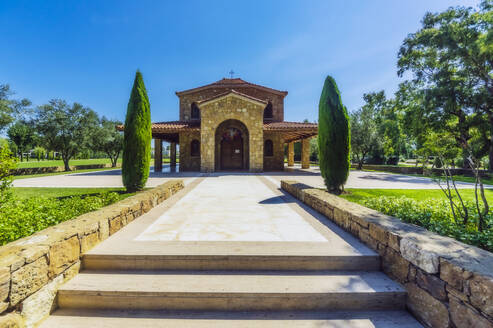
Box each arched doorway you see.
[215,119,249,170]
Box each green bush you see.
[318,76,350,194]
[122,71,151,192]
[0,192,120,245]
[361,196,493,252]
[0,144,16,205]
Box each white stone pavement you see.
[13,164,485,190]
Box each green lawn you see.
[15,158,122,168]
[12,187,135,200]
[342,188,493,204]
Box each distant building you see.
[151,78,317,172]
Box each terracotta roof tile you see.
[263,121,318,131]
[176,78,288,97]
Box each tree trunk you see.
[358,161,363,170]
[63,156,71,171]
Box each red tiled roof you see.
[176,78,288,97]
[151,121,200,132]
[263,121,318,131]
[197,89,268,106]
[119,120,317,135]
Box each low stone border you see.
[350,164,490,178]
[281,180,493,328]
[0,180,184,327]
[11,163,121,176]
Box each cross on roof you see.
[229,70,235,78]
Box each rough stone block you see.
[10,257,48,306]
[388,232,401,252]
[447,285,469,303]
[405,282,450,328]
[469,274,493,317]
[109,216,123,235]
[400,237,439,274]
[21,275,63,328]
[19,246,49,264]
[63,261,80,282]
[416,270,447,301]
[382,248,409,283]
[450,296,493,328]
[80,232,99,253]
[369,223,388,245]
[98,219,109,241]
[48,236,80,278]
[0,301,7,313]
[0,268,9,301]
[0,313,24,328]
[440,258,472,292]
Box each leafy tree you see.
[36,100,99,171]
[350,104,381,170]
[7,120,36,162]
[318,76,350,194]
[33,146,46,161]
[122,71,151,192]
[0,143,16,207]
[0,84,31,132]
[92,117,124,167]
[398,1,493,168]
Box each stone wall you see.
[0,180,184,328]
[281,180,493,328]
[200,94,264,172]
[178,87,285,122]
[11,163,120,176]
[263,132,284,171]
[179,131,201,171]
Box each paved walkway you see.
[13,164,483,189]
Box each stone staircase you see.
[39,251,423,327]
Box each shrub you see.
[0,143,16,206]
[318,76,350,194]
[122,71,151,192]
[0,192,120,245]
[361,196,493,252]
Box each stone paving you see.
[13,164,484,189]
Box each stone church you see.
[152,78,318,172]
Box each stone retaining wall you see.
[0,180,184,328]
[12,163,121,176]
[281,180,493,328]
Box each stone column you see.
[170,142,177,167]
[301,138,310,169]
[288,141,294,167]
[154,139,162,172]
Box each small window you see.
[191,139,200,157]
[264,139,273,157]
[264,102,273,120]
[191,103,200,119]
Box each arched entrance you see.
[215,119,249,170]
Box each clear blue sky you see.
[0,0,480,123]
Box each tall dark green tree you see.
[122,71,151,192]
[7,120,36,162]
[318,76,350,194]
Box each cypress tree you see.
[122,70,151,192]
[318,75,350,194]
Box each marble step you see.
[82,253,381,271]
[57,271,406,311]
[39,309,423,328]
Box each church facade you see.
[152,78,318,172]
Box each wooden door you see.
[221,137,243,169]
